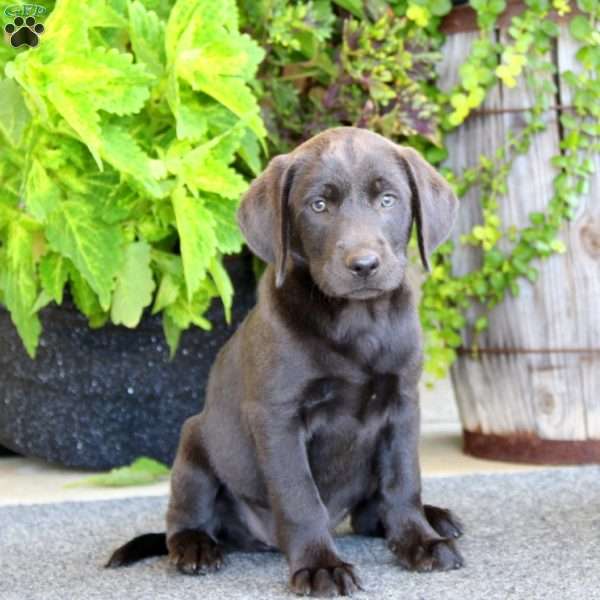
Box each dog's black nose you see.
[347,253,380,278]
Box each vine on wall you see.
[421,0,599,377]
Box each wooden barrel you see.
[438,3,600,464]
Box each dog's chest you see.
[300,302,409,432]
[301,373,399,512]
[301,372,399,436]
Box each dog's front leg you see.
[249,405,363,597]
[378,386,464,572]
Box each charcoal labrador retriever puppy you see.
[107,127,463,596]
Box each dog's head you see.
[238,127,457,300]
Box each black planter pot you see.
[0,253,256,470]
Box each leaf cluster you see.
[241,0,452,157]
[0,0,265,357]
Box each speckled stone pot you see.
[0,254,256,470]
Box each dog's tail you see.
[105,533,167,568]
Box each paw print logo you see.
[4,16,45,48]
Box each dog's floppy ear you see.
[237,154,295,287]
[396,146,458,272]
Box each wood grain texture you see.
[555,22,600,438]
[439,26,600,448]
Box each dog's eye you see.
[380,194,396,208]
[311,199,327,213]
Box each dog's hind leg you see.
[350,496,385,538]
[165,415,225,575]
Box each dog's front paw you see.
[168,530,224,575]
[389,517,463,572]
[424,504,464,539]
[291,562,363,597]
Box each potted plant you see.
[0,0,264,468]
[3,0,595,470]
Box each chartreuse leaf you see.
[570,15,592,41]
[165,289,213,331]
[35,40,154,168]
[204,195,244,254]
[152,272,181,314]
[128,1,166,76]
[179,147,247,199]
[167,129,248,198]
[111,241,156,328]
[40,0,128,55]
[84,48,154,116]
[162,278,216,358]
[31,290,53,314]
[238,129,262,176]
[100,124,165,198]
[172,0,266,141]
[46,85,103,168]
[86,0,128,28]
[68,264,108,327]
[40,0,91,50]
[208,256,233,323]
[25,159,62,221]
[162,313,182,359]
[172,189,218,301]
[165,137,212,178]
[0,202,20,233]
[66,457,170,488]
[39,253,68,305]
[46,48,154,116]
[151,249,184,279]
[46,199,124,311]
[174,90,208,141]
[2,221,41,357]
[164,0,201,65]
[201,100,240,137]
[0,79,30,147]
[178,63,265,144]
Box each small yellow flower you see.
[552,0,571,16]
[406,4,430,28]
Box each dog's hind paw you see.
[389,529,463,573]
[168,530,224,575]
[290,562,363,597]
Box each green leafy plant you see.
[0,0,265,357]
[240,0,449,157]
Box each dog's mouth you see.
[342,287,385,300]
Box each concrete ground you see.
[0,377,545,506]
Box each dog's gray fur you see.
[107,127,462,596]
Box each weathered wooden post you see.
[439,3,600,463]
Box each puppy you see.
[107,127,463,596]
